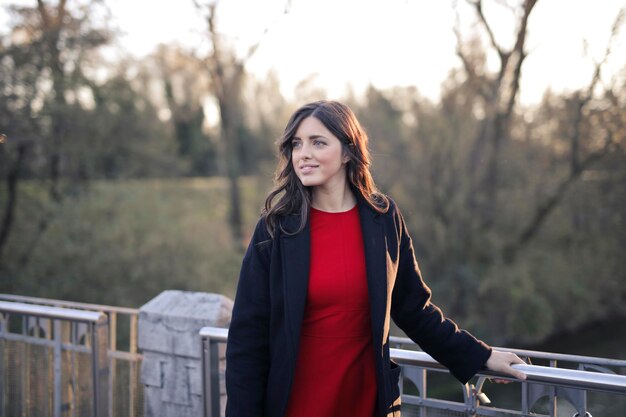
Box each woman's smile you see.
[299,163,319,174]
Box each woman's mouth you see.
[300,165,318,174]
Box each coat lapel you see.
[280,215,311,362]
[357,199,388,352]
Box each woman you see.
[225,100,526,417]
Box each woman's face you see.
[291,116,348,190]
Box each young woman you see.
[225,100,526,417]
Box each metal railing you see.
[0,301,109,417]
[200,327,626,417]
[389,336,626,416]
[0,294,143,417]
[201,327,228,417]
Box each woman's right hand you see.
[485,350,527,383]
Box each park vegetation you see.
[1,0,625,347]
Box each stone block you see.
[139,290,233,417]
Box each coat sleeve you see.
[225,217,272,416]
[388,202,492,384]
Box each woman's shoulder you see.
[372,195,408,237]
[249,214,273,244]
[251,211,299,242]
[370,192,399,218]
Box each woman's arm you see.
[389,203,493,384]
[225,218,272,416]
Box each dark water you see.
[525,317,626,361]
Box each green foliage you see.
[86,73,188,179]
[360,76,626,345]
[0,177,269,307]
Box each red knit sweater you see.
[285,205,377,417]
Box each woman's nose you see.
[300,141,313,158]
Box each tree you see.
[450,1,625,264]
[0,0,111,263]
[0,1,185,267]
[153,45,219,176]
[501,8,626,262]
[373,0,626,342]
[193,0,290,248]
[454,1,625,342]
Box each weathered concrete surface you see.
[139,290,233,417]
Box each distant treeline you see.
[1,0,625,346]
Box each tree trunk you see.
[0,141,29,263]
[220,101,244,248]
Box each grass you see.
[1,176,271,308]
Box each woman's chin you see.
[298,177,321,187]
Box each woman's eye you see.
[313,140,326,147]
[292,140,302,148]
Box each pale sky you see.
[2,0,625,104]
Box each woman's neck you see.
[311,183,357,213]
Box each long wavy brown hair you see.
[264,100,389,237]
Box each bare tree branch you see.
[453,14,492,101]
[192,0,291,248]
[468,0,504,56]
[57,0,68,24]
[500,6,624,263]
[243,0,291,63]
[501,0,536,116]
[583,7,624,103]
[460,0,539,232]
[503,131,615,263]
[36,0,50,28]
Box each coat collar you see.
[279,193,388,362]
[357,196,388,354]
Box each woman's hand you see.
[485,350,527,382]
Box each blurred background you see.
[0,0,625,355]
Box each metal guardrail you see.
[390,335,626,416]
[390,336,626,368]
[390,349,626,395]
[200,326,626,417]
[200,327,228,417]
[0,300,109,417]
[0,293,143,417]
[4,293,623,417]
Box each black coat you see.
[225,194,492,417]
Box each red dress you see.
[285,205,378,417]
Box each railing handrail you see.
[390,348,626,395]
[390,335,626,368]
[199,326,228,339]
[0,300,106,323]
[199,326,626,395]
[0,293,139,315]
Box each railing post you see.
[200,327,229,417]
[108,311,116,417]
[208,337,221,417]
[521,381,529,416]
[53,319,62,417]
[462,383,477,417]
[202,335,222,417]
[91,314,110,417]
[129,313,138,417]
[0,312,5,417]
